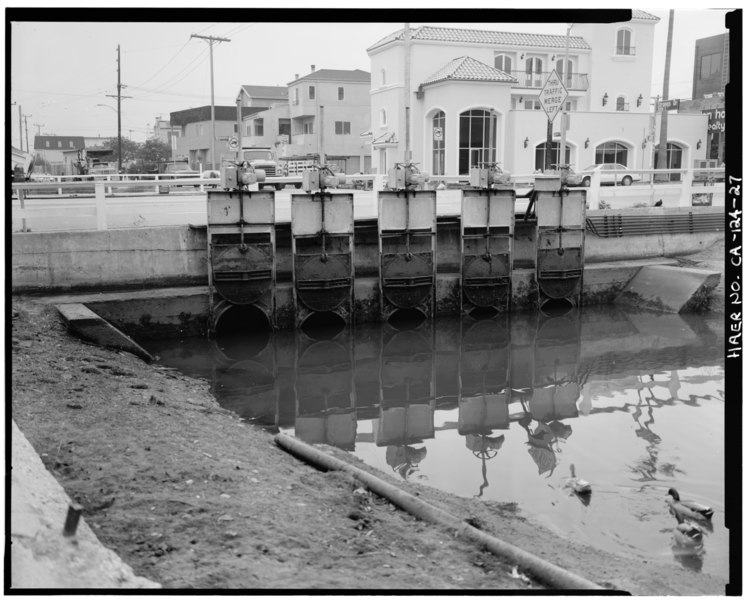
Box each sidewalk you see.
[9,420,161,589]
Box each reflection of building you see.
[366,15,708,175]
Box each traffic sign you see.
[538,69,568,123]
[228,136,239,150]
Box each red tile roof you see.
[369,25,591,52]
[423,56,517,86]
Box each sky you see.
[7,6,733,147]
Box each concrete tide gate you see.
[291,192,355,328]
[460,189,515,315]
[378,190,437,322]
[534,181,587,309]
[206,189,277,332]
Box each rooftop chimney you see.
[311,65,315,72]
[295,73,299,80]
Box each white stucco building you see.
[366,14,709,177]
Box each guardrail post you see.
[18,188,28,232]
[94,182,108,230]
[155,175,160,194]
[588,170,601,209]
[680,168,693,207]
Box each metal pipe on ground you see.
[274,433,606,592]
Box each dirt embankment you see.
[10,239,728,593]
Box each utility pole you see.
[34,123,45,137]
[559,23,573,168]
[656,10,674,181]
[191,33,231,170]
[106,45,131,173]
[23,114,31,153]
[404,22,411,163]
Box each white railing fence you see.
[11,168,724,233]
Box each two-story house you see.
[367,14,709,177]
[171,105,263,170]
[285,67,372,173]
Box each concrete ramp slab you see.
[56,303,154,362]
[614,265,721,313]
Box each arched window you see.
[458,109,497,175]
[595,141,629,166]
[616,28,633,55]
[494,54,512,74]
[556,58,574,87]
[432,111,446,176]
[534,142,571,171]
[616,96,628,111]
[380,68,386,86]
[525,57,543,86]
[380,108,387,127]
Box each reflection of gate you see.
[206,190,276,331]
[378,191,437,321]
[530,312,581,421]
[291,192,354,327]
[293,330,357,450]
[458,317,511,435]
[376,322,436,446]
[460,189,515,314]
[535,189,586,308]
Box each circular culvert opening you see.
[300,311,346,340]
[539,297,574,317]
[214,305,272,359]
[468,306,499,320]
[387,308,426,331]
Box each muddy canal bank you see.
[10,239,727,593]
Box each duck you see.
[565,463,592,495]
[672,513,704,550]
[666,488,714,521]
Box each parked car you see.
[580,163,641,186]
[202,169,221,188]
[29,173,56,183]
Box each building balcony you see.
[511,70,589,91]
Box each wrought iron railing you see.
[510,71,589,90]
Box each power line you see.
[130,38,192,89]
[132,47,209,99]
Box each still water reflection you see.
[144,305,727,580]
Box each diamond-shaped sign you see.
[538,69,569,123]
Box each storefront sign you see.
[705,108,725,133]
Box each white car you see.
[581,163,641,186]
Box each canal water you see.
[143,304,727,580]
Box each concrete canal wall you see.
[12,206,723,294]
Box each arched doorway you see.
[458,109,498,175]
[534,141,571,171]
[654,142,684,182]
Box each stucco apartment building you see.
[678,32,728,164]
[366,13,709,177]
[171,105,264,170]
[241,67,372,174]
